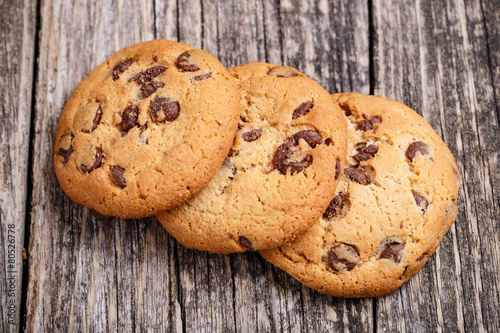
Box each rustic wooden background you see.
[1,0,499,332]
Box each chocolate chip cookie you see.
[156,62,348,253]
[54,40,240,219]
[260,93,461,297]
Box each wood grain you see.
[10,0,499,332]
[372,0,500,331]
[24,0,160,332]
[481,0,500,118]
[0,1,36,332]
[274,1,374,331]
[158,2,239,332]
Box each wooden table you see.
[1,0,499,332]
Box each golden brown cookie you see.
[156,62,348,253]
[261,93,461,297]
[54,40,240,219]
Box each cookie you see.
[260,93,461,297]
[156,62,348,253]
[54,40,240,219]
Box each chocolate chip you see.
[272,131,320,175]
[130,66,167,84]
[363,145,378,155]
[141,81,164,99]
[58,146,74,163]
[91,209,114,222]
[328,243,359,272]
[80,105,103,133]
[58,133,74,163]
[80,148,104,173]
[357,121,372,131]
[267,66,298,77]
[354,143,366,151]
[74,102,104,133]
[413,192,429,212]
[340,104,352,116]
[323,192,347,218]
[354,152,370,161]
[344,167,369,185]
[335,158,341,180]
[379,242,405,263]
[150,96,180,122]
[288,154,313,174]
[272,138,295,172]
[273,146,313,175]
[176,51,200,71]
[292,101,313,119]
[111,165,126,188]
[293,130,322,148]
[358,116,382,131]
[371,116,382,125]
[353,144,378,162]
[417,253,428,261]
[192,72,212,81]
[273,146,312,174]
[239,236,254,251]
[112,59,132,80]
[324,138,333,146]
[153,55,158,62]
[121,105,139,133]
[406,141,430,161]
[353,152,373,162]
[91,105,102,131]
[242,128,262,142]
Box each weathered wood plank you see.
[372,0,500,331]
[480,0,500,211]
[157,2,238,333]
[21,0,500,331]
[460,1,500,331]
[276,1,373,331]
[480,0,500,117]
[0,1,36,332]
[158,3,211,332]
[371,2,444,330]
[184,2,239,332]
[215,0,267,66]
[215,1,289,332]
[164,1,373,332]
[279,0,370,95]
[23,1,180,332]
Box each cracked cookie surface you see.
[54,40,240,219]
[260,93,461,297]
[156,62,348,253]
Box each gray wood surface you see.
[0,0,498,332]
[0,1,36,332]
[372,1,500,332]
